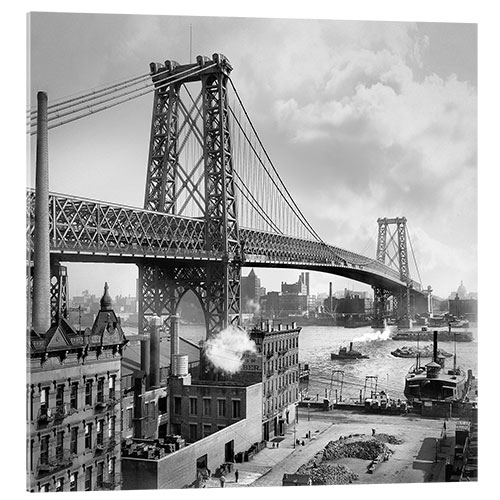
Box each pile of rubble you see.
[296,434,398,484]
[373,433,403,445]
[321,437,392,461]
[297,463,359,485]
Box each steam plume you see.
[204,326,257,374]
[354,329,391,342]
[246,299,261,314]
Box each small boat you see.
[331,342,369,360]
[391,344,453,358]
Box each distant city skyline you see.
[66,264,474,302]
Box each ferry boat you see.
[392,326,473,342]
[391,344,453,359]
[331,342,369,360]
[403,331,473,410]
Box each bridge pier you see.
[137,260,241,339]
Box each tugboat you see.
[403,330,473,415]
[331,342,369,360]
[391,344,453,358]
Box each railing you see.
[37,449,74,478]
[96,474,121,491]
[36,403,74,427]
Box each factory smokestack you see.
[433,330,438,363]
[140,328,150,377]
[170,314,180,359]
[149,316,162,388]
[32,91,51,334]
[329,282,333,312]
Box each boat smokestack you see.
[32,91,51,334]
[148,316,162,388]
[433,330,438,363]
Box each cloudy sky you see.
[26,7,478,300]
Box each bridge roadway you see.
[26,189,422,294]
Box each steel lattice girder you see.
[144,83,180,213]
[376,217,409,282]
[138,260,240,337]
[27,190,207,257]
[26,191,421,294]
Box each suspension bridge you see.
[27,53,426,338]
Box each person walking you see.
[220,475,226,488]
[234,469,239,483]
[372,428,376,436]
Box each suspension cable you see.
[28,64,216,135]
[228,77,323,242]
[28,64,206,128]
[27,71,151,117]
[406,224,423,285]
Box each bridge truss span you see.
[27,190,420,294]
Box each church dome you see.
[100,282,113,310]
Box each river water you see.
[178,323,478,402]
[298,325,478,402]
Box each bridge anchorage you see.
[28,53,427,362]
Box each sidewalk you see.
[205,413,335,488]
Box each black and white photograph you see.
[17,1,495,497]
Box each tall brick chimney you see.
[32,91,51,334]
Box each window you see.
[96,462,104,489]
[56,430,64,458]
[174,397,182,415]
[232,400,241,419]
[55,478,64,492]
[189,397,198,415]
[70,382,78,410]
[158,396,167,414]
[108,457,116,483]
[85,380,93,406]
[217,399,226,417]
[96,420,104,446]
[189,423,198,442]
[108,375,116,401]
[108,416,116,439]
[97,378,104,403]
[203,424,212,437]
[39,483,49,492]
[56,384,64,408]
[85,466,92,491]
[127,408,133,429]
[202,398,211,416]
[150,401,156,420]
[29,440,34,471]
[40,435,49,465]
[85,423,93,449]
[69,472,78,491]
[40,387,49,416]
[70,427,78,454]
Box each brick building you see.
[27,284,128,492]
[248,321,301,440]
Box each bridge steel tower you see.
[139,54,241,340]
[374,217,414,328]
